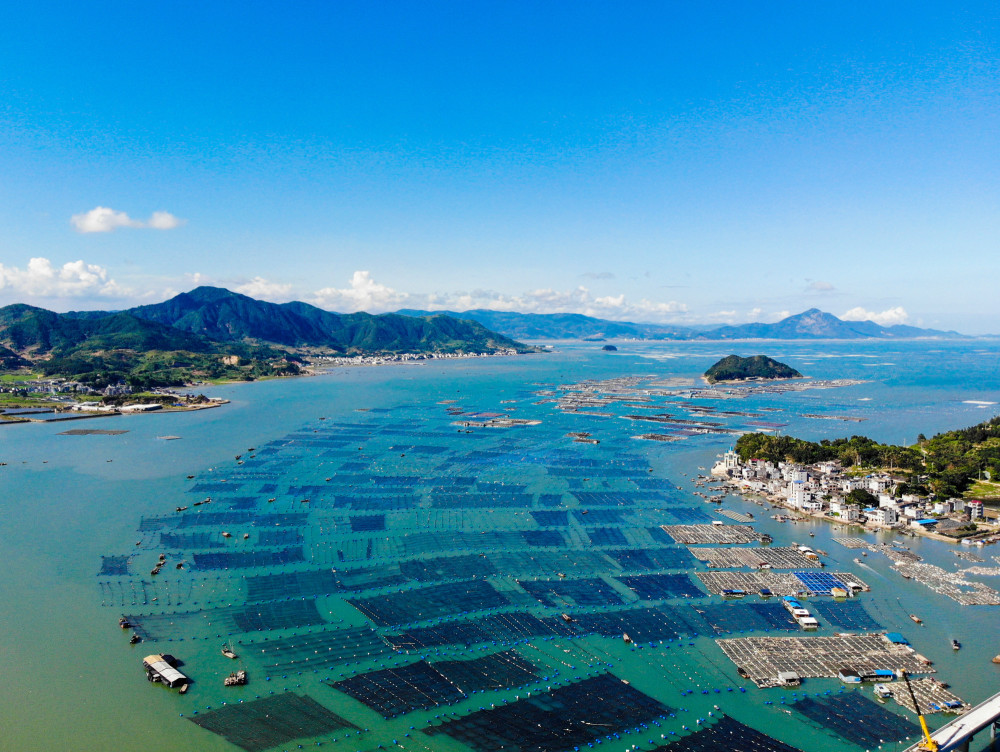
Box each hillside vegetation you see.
[1,287,531,387]
[704,355,802,384]
[735,414,1000,500]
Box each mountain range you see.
[398,307,964,341]
[0,287,530,387]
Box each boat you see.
[222,531,232,538]
[561,613,574,623]
[119,616,131,629]
[992,655,1000,664]
[910,614,923,624]
[130,633,141,645]
[222,643,238,659]
[224,670,248,687]
[623,633,633,643]
[737,667,750,679]
[874,683,893,701]
[952,639,961,650]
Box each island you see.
[601,344,618,351]
[704,354,802,384]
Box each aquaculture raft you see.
[716,634,932,688]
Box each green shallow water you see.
[2,341,1000,752]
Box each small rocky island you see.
[704,354,802,384]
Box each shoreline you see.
[717,479,990,546]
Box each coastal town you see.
[0,377,226,424]
[711,448,1000,546]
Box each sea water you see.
[1,340,999,752]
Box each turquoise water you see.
[2,340,999,752]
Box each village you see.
[0,377,225,423]
[711,448,1000,546]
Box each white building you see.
[787,480,809,509]
[868,507,898,526]
[968,500,985,520]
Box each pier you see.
[903,688,1000,751]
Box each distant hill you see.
[1,287,532,387]
[102,287,530,354]
[704,355,802,384]
[397,309,698,340]
[396,307,964,341]
[707,308,963,340]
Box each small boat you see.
[243,533,250,540]
[222,531,232,538]
[910,614,923,624]
[186,475,195,479]
[737,667,750,679]
[623,633,633,644]
[179,683,189,694]
[130,633,142,645]
[561,613,574,623]
[224,670,247,687]
[992,655,1000,664]
[222,643,238,659]
[952,639,961,650]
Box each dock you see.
[902,688,1000,751]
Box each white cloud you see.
[307,272,688,320]
[147,211,184,230]
[71,206,185,233]
[0,257,128,298]
[312,271,411,312]
[235,276,294,301]
[427,285,687,321]
[842,306,909,326]
[806,280,835,292]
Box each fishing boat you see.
[910,614,923,624]
[623,633,633,644]
[737,666,750,679]
[224,670,247,687]
[222,643,238,659]
[119,616,131,629]
[952,639,961,650]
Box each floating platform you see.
[716,634,933,688]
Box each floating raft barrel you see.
[143,654,188,688]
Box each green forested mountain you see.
[91,287,528,353]
[0,287,531,387]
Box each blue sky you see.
[0,2,997,332]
